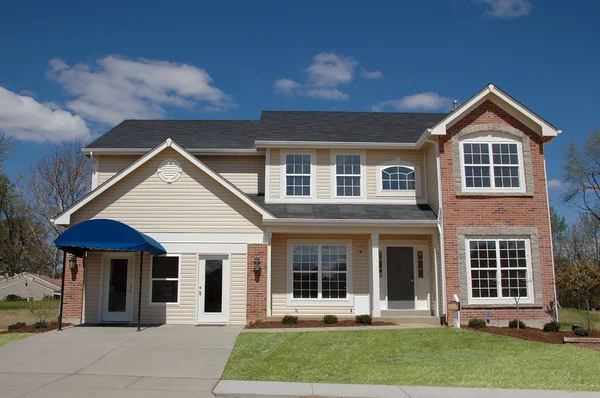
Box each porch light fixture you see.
[69,254,77,270]
[253,256,261,272]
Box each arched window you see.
[381,166,415,191]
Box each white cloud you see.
[372,93,453,112]
[48,56,234,125]
[303,89,350,101]
[361,70,383,80]
[479,0,533,19]
[0,86,90,142]
[274,52,361,101]
[547,179,570,191]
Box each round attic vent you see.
[157,159,182,183]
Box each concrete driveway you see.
[0,324,242,398]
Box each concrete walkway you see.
[0,325,242,397]
[243,324,437,333]
[214,380,600,398]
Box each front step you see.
[380,309,432,317]
[378,316,440,326]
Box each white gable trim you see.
[54,138,275,226]
[428,84,561,138]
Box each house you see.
[53,84,560,327]
[0,273,61,301]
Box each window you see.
[466,238,532,303]
[462,140,523,191]
[285,154,311,196]
[151,255,180,303]
[291,244,350,300]
[335,155,362,197]
[381,166,415,191]
[417,251,424,278]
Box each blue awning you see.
[54,219,167,257]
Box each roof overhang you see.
[263,218,439,227]
[255,141,419,149]
[426,83,561,139]
[82,147,263,156]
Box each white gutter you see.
[262,218,440,227]
[255,140,419,149]
[543,158,560,322]
[82,148,264,156]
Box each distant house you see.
[0,273,61,301]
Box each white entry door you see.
[101,253,134,322]
[197,255,230,324]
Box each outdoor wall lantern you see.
[69,254,77,270]
[253,256,261,272]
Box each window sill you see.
[287,298,353,307]
[149,302,180,307]
[456,191,533,198]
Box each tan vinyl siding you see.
[366,149,426,200]
[72,148,264,233]
[316,149,330,199]
[200,156,265,195]
[83,253,102,323]
[425,143,439,212]
[230,253,247,324]
[271,233,370,317]
[269,148,280,199]
[97,155,139,184]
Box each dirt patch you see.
[466,326,600,345]
[247,319,396,329]
[0,322,70,334]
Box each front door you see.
[197,256,230,324]
[387,247,414,309]
[101,254,134,322]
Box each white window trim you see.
[376,159,422,197]
[149,253,182,306]
[280,149,317,200]
[459,132,526,194]
[330,150,367,199]
[465,237,534,305]
[286,239,353,306]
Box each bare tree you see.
[28,138,92,277]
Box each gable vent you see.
[157,159,183,183]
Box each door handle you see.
[198,286,202,296]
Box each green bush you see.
[33,321,47,329]
[323,315,338,324]
[7,322,26,331]
[571,324,582,331]
[468,318,487,329]
[3,294,23,302]
[508,319,526,329]
[355,314,372,325]
[574,327,590,337]
[543,322,560,332]
[282,315,298,325]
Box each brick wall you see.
[246,244,268,322]
[62,255,85,323]
[440,100,555,322]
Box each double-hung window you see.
[335,154,362,197]
[285,154,312,197]
[151,255,180,304]
[462,139,523,191]
[466,238,532,304]
[291,243,350,300]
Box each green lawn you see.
[559,307,600,330]
[0,333,32,347]
[0,300,59,330]
[223,328,600,391]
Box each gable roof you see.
[54,138,275,226]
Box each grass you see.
[223,328,600,391]
[558,307,600,330]
[0,300,59,330]
[0,333,32,347]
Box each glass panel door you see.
[101,254,133,323]
[197,256,230,324]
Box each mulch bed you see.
[0,322,70,334]
[247,320,395,329]
[466,326,600,345]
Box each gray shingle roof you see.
[85,111,447,149]
[248,195,437,221]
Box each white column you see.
[266,232,272,317]
[370,233,381,317]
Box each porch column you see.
[432,233,440,318]
[370,233,381,317]
[266,232,272,317]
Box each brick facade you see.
[439,100,555,322]
[246,244,268,322]
[62,255,85,324]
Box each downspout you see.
[543,158,559,322]
[426,137,447,320]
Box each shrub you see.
[33,321,47,329]
[7,322,26,331]
[508,319,526,329]
[29,300,55,323]
[4,294,22,302]
[543,322,560,332]
[323,314,338,324]
[571,324,582,331]
[282,315,298,325]
[355,314,372,325]
[468,318,487,329]
[42,295,56,301]
[574,327,590,337]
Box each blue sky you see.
[1,0,598,219]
